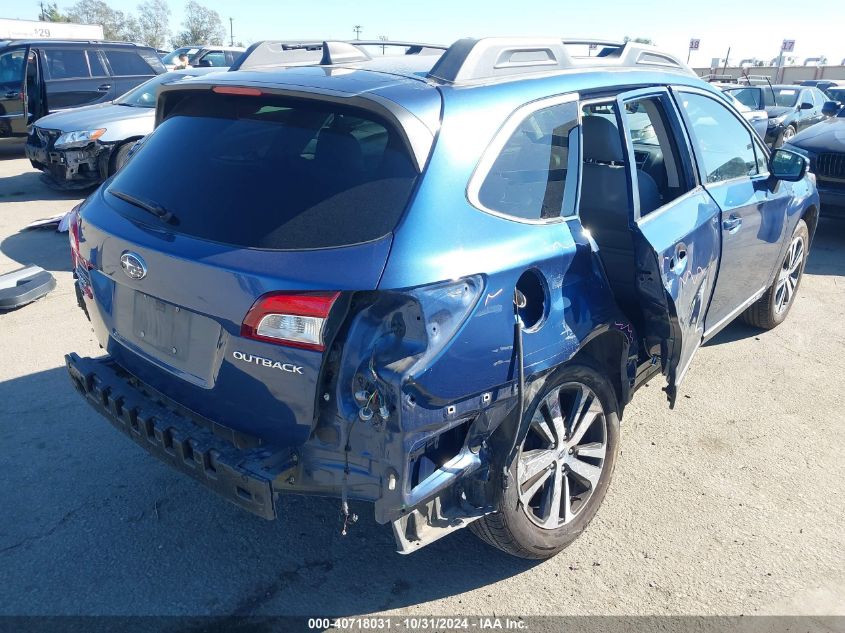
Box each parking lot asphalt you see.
[1,144,844,618]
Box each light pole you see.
[378,35,387,55]
[229,18,234,47]
[353,25,363,40]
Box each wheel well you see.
[109,137,142,173]
[571,331,628,416]
[802,205,819,245]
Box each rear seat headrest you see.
[582,115,625,164]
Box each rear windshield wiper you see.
[108,188,178,225]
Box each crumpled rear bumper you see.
[65,353,297,520]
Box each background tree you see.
[172,1,226,47]
[39,2,71,22]
[137,0,170,49]
[67,0,139,41]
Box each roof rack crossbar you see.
[347,40,449,53]
[561,38,625,48]
[230,39,449,71]
[427,37,693,85]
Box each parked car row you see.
[720,84,831,146]
[24,67,222,188]
[63,37,821,561]
[0,38,246,146]
[799,78,845,100]
[783,106,845,213]
[0,39,165,141]
[160,45,245,70]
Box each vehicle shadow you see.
[0,366,539,616]
[0,225,72,272]
[0,170,90,203]
[704,321,761,347]
[707,214,845,348]
[804,215,845,277]
[0,144,25,160]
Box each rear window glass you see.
[727,87,762,111]
[474,101,578,220]
[105,50,154,76]
[106,93,419,250]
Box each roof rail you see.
[351,40,448,55]
[231,39,447,71]
[737,74,775,85]
[699,73,737,83]
[4,38,141,45]
[427,37,694,85]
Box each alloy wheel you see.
[517,382,608,529]
[774,234,805,314]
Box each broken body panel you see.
[68,52,813,552]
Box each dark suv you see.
[0,39,165,142]
[724,84,829,146]
[66,38,819,559]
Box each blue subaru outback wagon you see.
[66,38,819,559]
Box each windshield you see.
[106,93,419,250]
[763,88,800,108]
[726,87,762,111]
[114,72,196,107]
[160,47,200,65]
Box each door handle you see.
[97,83,112,92]
[723,215,742,234]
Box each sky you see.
[14,0,845,67]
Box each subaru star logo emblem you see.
[120,252,147,280]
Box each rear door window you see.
[198,51,226,67]
[105,50,154,76]
[87,50,107,77]
[106,93,419,250]
[44,48,91,79]
[620,96,692,214]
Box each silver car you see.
[715,83,769,140]
[25,68,222,189]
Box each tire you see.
[109,142,134,176]
[471,363,620,559]
[777,124,797,147]
[741,219,809,330]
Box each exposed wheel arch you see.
[801,204,819,246]
[569,330,631,417]
[109,137,144,176]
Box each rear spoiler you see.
[153,80,437,172]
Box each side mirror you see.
[822,100,841,117]
[769,149,807,182]
[799,101,814,110]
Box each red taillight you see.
[241,292,340,351]
[212,86,263,96]
[69,205,81,267]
